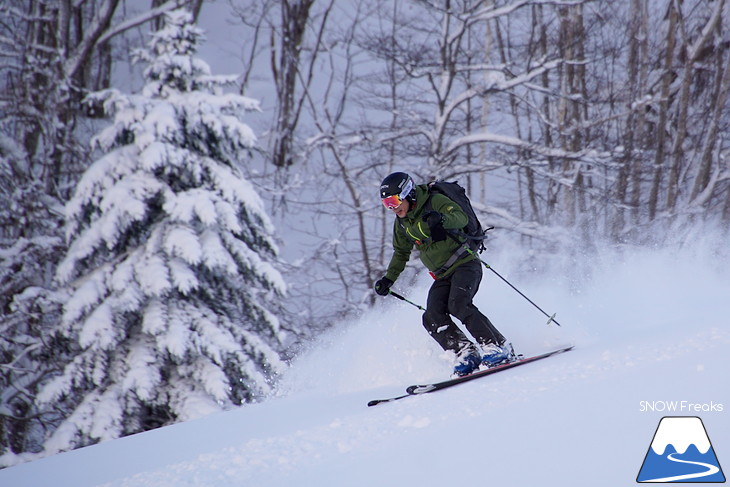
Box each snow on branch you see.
[445,131,591,161]
[96,0,192,46]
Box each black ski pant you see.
[421,259,505,355]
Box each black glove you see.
[422,210,447,242]
[374,277,394,296]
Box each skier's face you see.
[382,193,410,218]
[392,199,410,218]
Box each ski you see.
[367,345,573,407]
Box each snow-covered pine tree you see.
[0,135,67,460]
[39,9,287,454]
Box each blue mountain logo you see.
[637,416,725,483]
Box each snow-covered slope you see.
[2,242,729,487]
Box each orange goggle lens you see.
[382,194,403,209]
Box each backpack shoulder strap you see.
[423,190,434,214]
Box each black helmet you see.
[380,172,415,201]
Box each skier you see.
[374,172,513,376]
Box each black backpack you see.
[425,180,488,252]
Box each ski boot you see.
[481,342,515,368]
[453,349,481,377]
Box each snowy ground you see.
[2,240,729,487]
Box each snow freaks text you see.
[639,401,724,413]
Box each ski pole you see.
[478,259,561,326]
[447,231,562,327]
[388,290,426,311]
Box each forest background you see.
[1,0,728,465]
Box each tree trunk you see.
[648,1,678,220]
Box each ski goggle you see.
[382,194,404,209]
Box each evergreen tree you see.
[0,135,67,459]
[38,9,287,454]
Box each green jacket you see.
[385,184,476,281]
